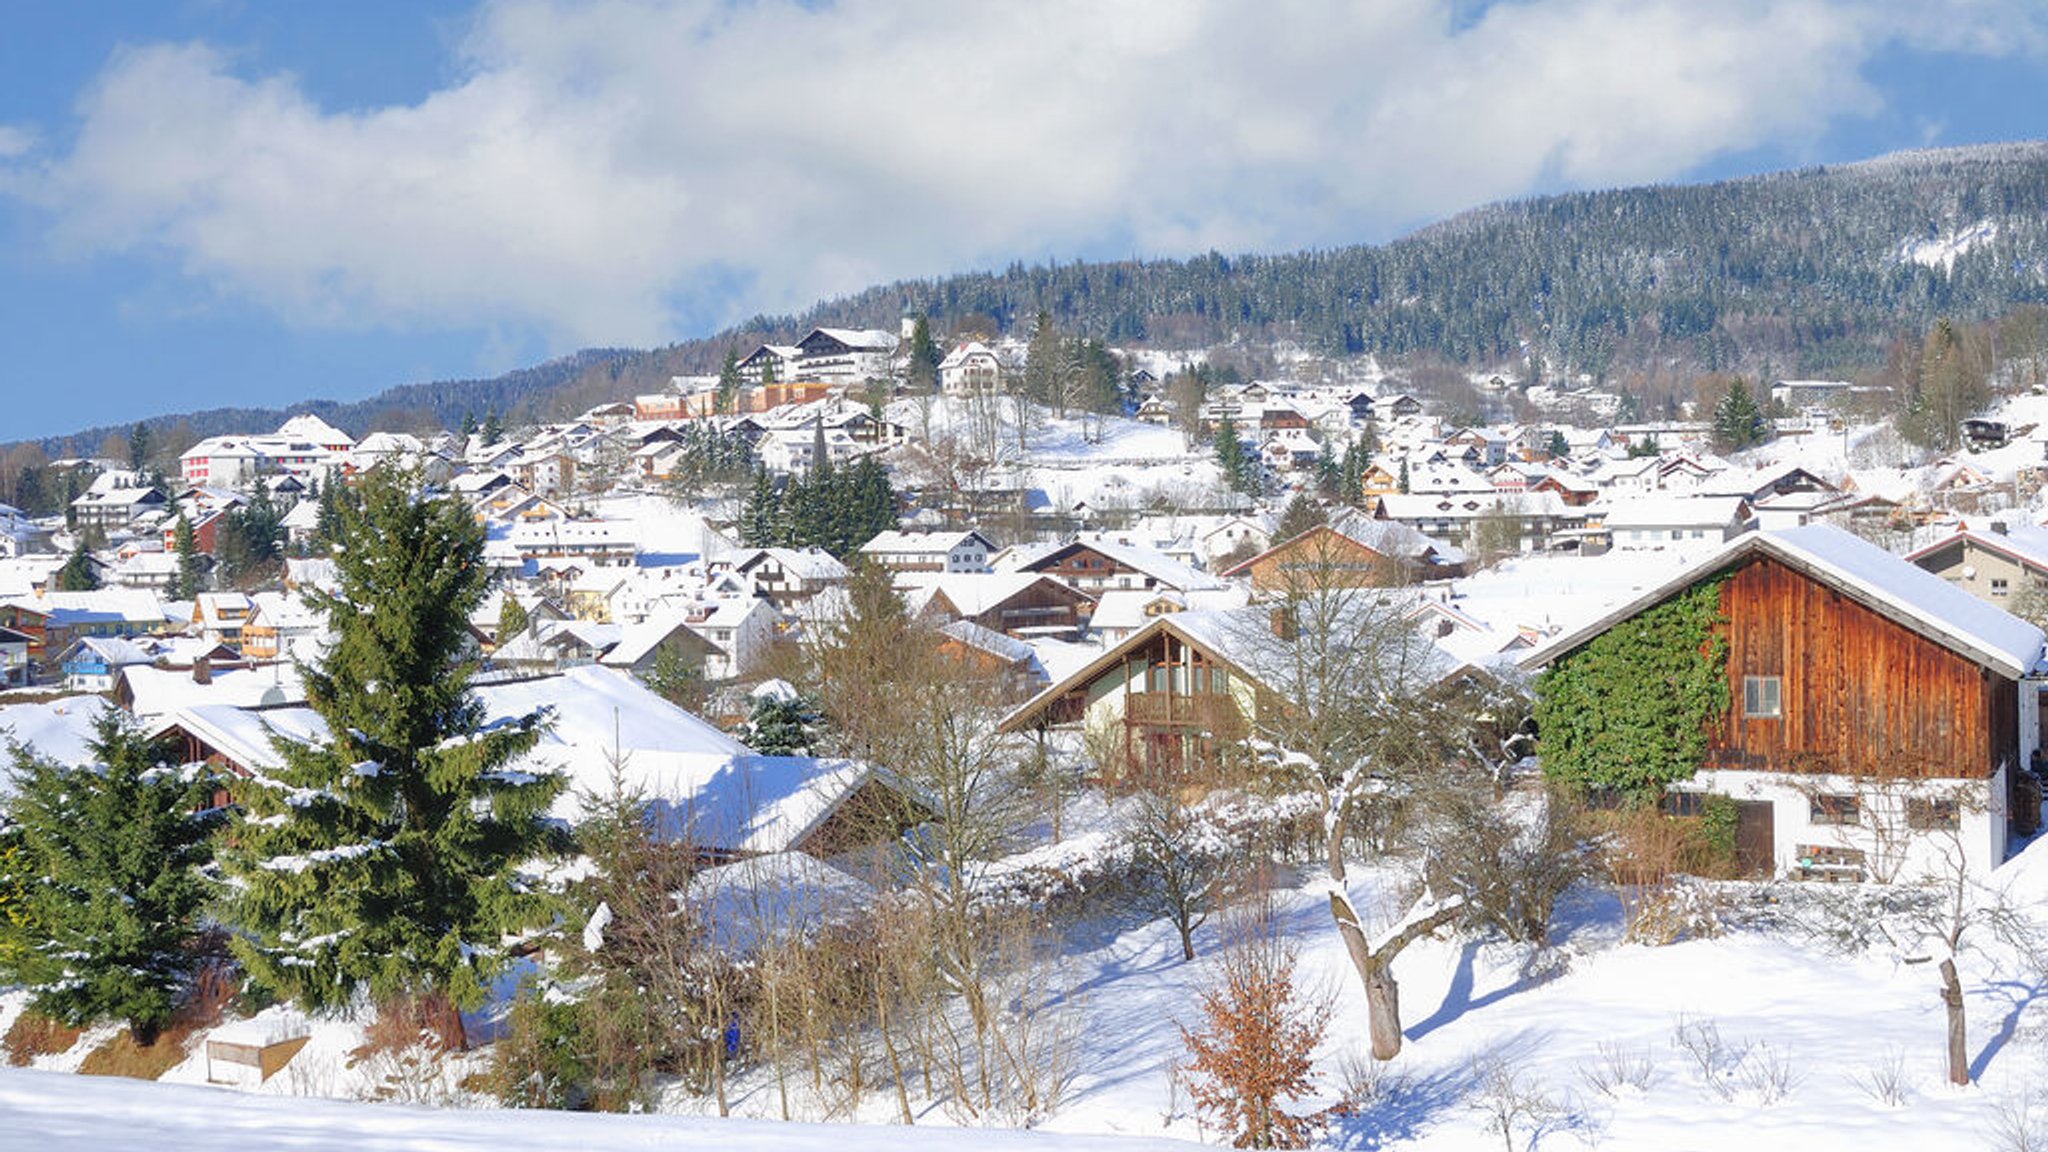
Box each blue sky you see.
[4,0,2048,443]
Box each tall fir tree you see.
[167,512,204,601]
[1212,415,1256,495]
[1275,492,1327,542]
[1710,377,1767,453]
[223,468,564,1021]
[717,348,744,415]
[2,715,220,1044]
[55,542,99,591]
[906,315,941,394]
[128,422,153,473]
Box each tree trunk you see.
[1178,917,1196,962]
[1941,958,1969,1086]
[1365,957,1405,1061]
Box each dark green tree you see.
[128,422,153,473]
[716,349,744,415]
[55,542,99,591]
[3,715,221,1044]
[167,512,204,601]
[645,644,707,714]
[1547,431,1570,459]
[223,469,564,1022]
[1212,415,1256,495]
[745,693,821,756]
[1275,493,1327,542]
[905,316,940,394]
[1710,377,1768,453]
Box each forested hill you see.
[36,141,2048,450]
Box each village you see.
[10,316,2048,1149]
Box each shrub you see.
[1178,916,1331,1149]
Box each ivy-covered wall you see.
[1533,577,1730,799]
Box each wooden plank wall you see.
[1705,556,2012,779]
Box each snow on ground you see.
[0,1066,1205,1152]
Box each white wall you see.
[1687,766,2005,883]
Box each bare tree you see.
[1238,538,1535,1060]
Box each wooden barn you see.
[1522,525,2046,881]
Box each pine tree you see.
[717,349,743,415]
[906,316,940,394]
[128,422,153,473]
[167,512,203,601]
[55,542,98,591]
[1275,493,1326,542]
[745,694,819,756]
[1213,415,1256,495]
[481,410,504,446]
[3,715,221,1044]
[223,469,564,1021]
[1710,377,1767,453]
[496,593,531,646]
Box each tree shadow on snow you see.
[1324,1030,1558,1150]
[1403,940,1552,1043]
[1972,976,2048,1082]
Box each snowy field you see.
[11,837,2048,1151]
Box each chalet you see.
[737,344,802,384]
[71,471,167,532]
[732,548,851,608]
[56,636,157,691]
[794,327,898,385]
[937,619,1050,696]
[1222,512,1465,592]
[939,342,1004,396]
[999,605,1458,779]
[1521,526,2047,881]
[1198,516,1273,566]
[859,529,997,575]
[1380,393,1424,418]
[902,572,1097,639]
[1601,496,1755,552]
[1135,396,1173,425]
[1908,520,2048,606]
[238,593,326,662]
[1008,537,1221,596]
[192,592,255,646]
[0,591,168,659]
[506,520,637,568]
[1372,491,1581,552]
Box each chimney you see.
[192,655,211,685]
[1992,519,2009,536]
[1269,605,1297,642]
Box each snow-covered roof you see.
[686,851,877,953]
[1602,495,1752,530]
[1522,524,2048,679]
[1906,521,2048,576]
[0,697,114,776]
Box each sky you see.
[4,0,2048,442]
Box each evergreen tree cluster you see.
[737,455,896,558]
[661,424,758,504]
[214,484,285,586]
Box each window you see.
[1907,797,1960,831]
[1992,578,2010,597]
[1810,794,1859,826]
[1743,675,1782,718]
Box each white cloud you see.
[4,0,2043,348]
[0,124,33,159]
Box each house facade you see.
[1523,526,2045,881]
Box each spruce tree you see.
[1275,493,1327,542]
[746,695,820,757]
[223,468,564,1020]
[906,316,940,394]
[168,512,204,601]
[128,422,153,473]
[55,542,99,591]
[1710,377,1767,453]
[1212,415,1255,495]
[496,593,531,646]
[3,715,221,1044]
[717,349,743,415]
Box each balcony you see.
[1124,691,1246,737]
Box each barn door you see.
[1734,801,1775,878]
